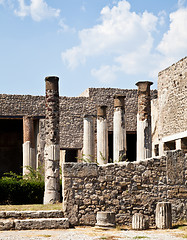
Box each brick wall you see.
[62,150,187,226]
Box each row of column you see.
[22,76,153,204]
[83,81,153,164]
[83,95,127,164]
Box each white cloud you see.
[157,7,187,59]
[62,0,158,73]
[0,0,4,4]
[14,0,60,21]
[158,10,167,26]
[58,19,75,33]
[61,0,187,83]
[91,65,117,83]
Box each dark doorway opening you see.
[65,149,78,162]
[0,119,23,177]
[126,132,136,162]
[108,131,113,163]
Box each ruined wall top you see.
[157,57,187,138]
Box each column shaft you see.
[97,106,108,164]
[113,95,126,162]
[83,115,95,162]
[23,116,35,175]
[136,81,153,161]
[44,76,60,204]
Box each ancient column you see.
[136,81,153,161]
[83,115,95,162]
[113,95,126,162]
[132,213,149,230]
[23,116,36,176]
[44,76,60,204]
[156,202,172,229]
[97,106,108,164]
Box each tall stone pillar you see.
[136,81,153,161]
[113,95,126,162]
[83,115,95,162]
[23,116,36,175]
[44,76,60,204]
[97,106,108,165]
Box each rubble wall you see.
[158,57,187,138]
[0,89,157,149]
[62,150,187,226]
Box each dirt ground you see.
[0,226,186,240]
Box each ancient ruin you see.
[0,57,186,227]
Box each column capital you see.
[45,76,59,91]
[136,81,153,92]
[114,94,125,108]
[97,106,107,118]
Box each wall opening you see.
[164,141,175,151]
[126,132,137,162]
[0,119,23,177]
[64,149,78,162]
[154,144,159,156]
[181,137,187,153]
[108,131,113,163]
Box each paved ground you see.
[0,227,186,240]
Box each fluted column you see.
[136,81,153,161]
[83,115,95,162]
[44,76,60,204]
[113,95,126,162]
[97,106,108,165]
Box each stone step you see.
[0,210,64,219]
[0,218,69,231]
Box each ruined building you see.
[0,57,186,225]
[0,57,186,176]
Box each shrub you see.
[0,170,44,205]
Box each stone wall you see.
[157,57,187,138]
[0,89,157,150]
[62,150,187,226]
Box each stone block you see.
[96,212,115,227]
[0,220,14,231]
[63,163,98,178]
[14,218,69,230]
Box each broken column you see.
[44,76,60,204]
[96,212,116,228]
[23,116,36,175]
[156,202,172,229]
[136,81,153,161]
[83,115,95,162]
[113,95,126,162]
[97,106,108,164]
[132,213,149,230]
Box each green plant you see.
[0,169,45,205]
[24,166,44,181]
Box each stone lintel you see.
[114,94,125,108]
[45,76,59,91]
[97,106,107,118]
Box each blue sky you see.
[0,0,187,96]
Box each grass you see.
[0,203,62,211]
